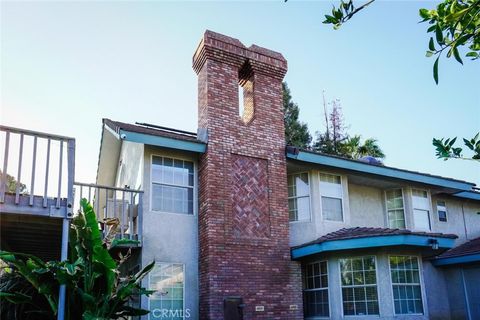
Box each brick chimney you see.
[193,31,303,319]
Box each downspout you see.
[461,269,472,320]
[461,203,469,240]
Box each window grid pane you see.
[340,257,379,316]
[386,189,406,229]
[437,201,447,222]
[149,263,185,320]
[390,256,423,315]
[152,156,194,215]
[304,261,329,317]
[288,173,310,222]
[319,173,341,184]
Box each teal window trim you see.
[432,253,480,266]
[286,151,474,191]
[120,129,206,153]
[291,235,456,260]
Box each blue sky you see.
[1,1,479,186]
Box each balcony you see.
[73,182,143,245]
[0,125,142,261]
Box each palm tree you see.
[340,135,385,160]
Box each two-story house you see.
[1,30,479,320]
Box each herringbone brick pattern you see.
[231,154,270,238]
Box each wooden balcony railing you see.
[0,125,75,218]
[73,182,143,244]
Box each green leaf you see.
[463,138,474,150]
[429,37,435,51]
[0,291,32,304]
[435,25,444,44]
[426,51,434,57]
[433,56,439,84]
[333,8,343,20]
[419,8,430,19]
[323,15,337,24]
[448,137,457,147]
[453,47,463,64]
[466,52,478,58]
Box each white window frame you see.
[436,200,448,222]
[411,189,432,231]
[303,260,330,319]
[148,262,186,320]
[388,255,426,316]
[319,172,345,223]
[288,172,312,223]
[384,188,407,229]
[149,153,198,216]
[339,255,380,317]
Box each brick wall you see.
[193,30,303,319]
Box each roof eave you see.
[432,253,480,266]
[291,234,456,260]
[286,150,475,192]
[119,129,206,153]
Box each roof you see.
[291,227,457,260]
[294,227,458,249]
[286,146,476,193]
[437,237,480,259]
[104,119,201,143]
[103,119,206,153]
[432,237,480,266]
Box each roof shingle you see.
[436,236,480,259]
[293,227,458,249]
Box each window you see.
[389,256,424,315]
[152,156,194,214]
[412,189,431,231]
[304,261,329,317]
[288,173,311,222]
[320,173,344,221]
[340,256,379,316]
[437,201,447,222]
[149,263,185,320]
[386,189,406,229]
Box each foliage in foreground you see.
[0,199,155,320]
[433,133,480,161]
[321,0,479,84]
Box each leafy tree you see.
[0,170,27,194]
[312,97,385,160]
[313,98,348,154]
[321,0,479,84]
[433,133,480,161]
[283,82,312,148]
[0,199,155,320]
[318,0,478,161]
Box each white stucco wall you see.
[140,146,199,320]
[289,169,480,248]
[115,140,144,190]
